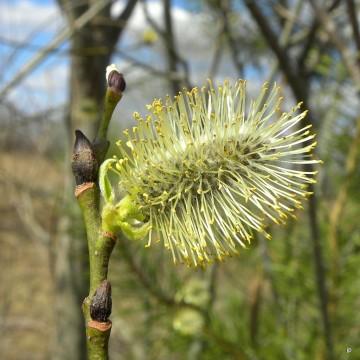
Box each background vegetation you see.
[0,0,359,359]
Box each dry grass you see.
[0,151,61,359]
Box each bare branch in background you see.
[249,275,263,348]
[244,1,334,358]
[116,48,187,81]
[207,33,224,79]
[244,0,309,102]
[309,0,360,90]
[0,16,58,78]
[1,178,51,246]
[0,0,112,98]
[266,0,304,90]
[118,236,206,315]
[0,36,187,83]
[218,0,244,76]
[15,192,51,246]
[163,0,181,94]
[328,119,360,270]
[142,0,191,90]
[346,0,360,60]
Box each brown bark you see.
[163,0,181,95]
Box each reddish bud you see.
[106,64,126,93]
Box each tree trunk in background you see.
[163,0,181,95]
[52,1,138,359]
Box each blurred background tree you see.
[0,0,359,359]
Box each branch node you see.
[75,182,95,198]
[102,230,117,242]
[88,320,112,332]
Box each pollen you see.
[114,80,320,266]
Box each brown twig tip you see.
[106,64,126,94]
[102,231,117,242]
[90,280,112,322]
[75,182,95,197]
[88,320,112,332]
[108,71,126,92]
[72,130,98,185]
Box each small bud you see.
[142,28,158,45]
[106,64,126,93]
[90,280,112,322]
[72,130,98,185]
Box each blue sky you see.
[0,0,260,117]
[0,0,66,109]
[0,0,198,112]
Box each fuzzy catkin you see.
[113,80,319,266]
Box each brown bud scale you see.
[90,280,112,322]
[72,130,98,185]
[108,71,126,93]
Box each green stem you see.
[94,89,122,163]
[73,72,124,359]
[77,184,116,360]
[86,321,112,360]
[97,89,122,141]
[77,184,100,260]
[77,185,115,295]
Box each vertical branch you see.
[328,119,360,275]
[60,0,138,138]
[305,0,360,279]
[163,0,181,94]
[142,0,191,90]
[219,0,244,76]
[298,0,342,77]
[72,69,125,360]
[52,2,137,358]
[244,1,334,358]
[207,34,224,79]
[346,0,360,63]
[309,0,360,90]
[259,233,281,312]
[192,264,219,357]
[267,0,304,85]
[249,275,263,348]
[244,0,309,101]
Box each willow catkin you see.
[112,80,320,266]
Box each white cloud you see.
[118,1,216,59]
[0,0,66,113]
[0,0,61,41]
[0,0,263,115]
[6,61,69,114]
